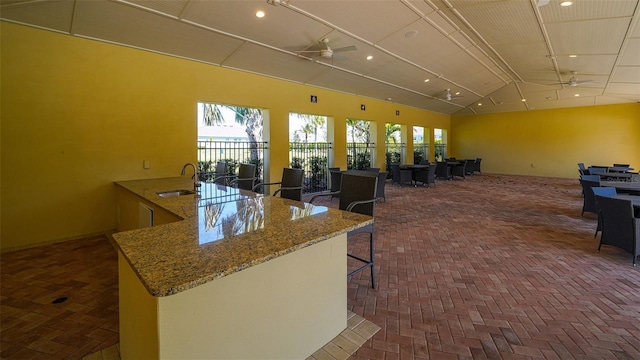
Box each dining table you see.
[591,165,635,173]
[614,194,640,217]
[601,180,640,194]
[596,172,633,181]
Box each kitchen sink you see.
[157,189,196,198]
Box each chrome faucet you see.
[181,163,201,190]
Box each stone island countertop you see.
[112,177,373,297]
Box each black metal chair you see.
[310,172,378,288]
[390,164,412,186]
[595,195,640,266]
[228,163,257,191]
[592,187,617,238]
[252,168,304,201]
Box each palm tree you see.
[296,114,325,143]
[202,103,262,162]
[346,119,371,169]
[385,123,401,144]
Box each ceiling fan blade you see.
[333,45,357,52]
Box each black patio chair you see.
[578,162,589,175]
[452,160,473,179]
[474,158,482,174]
[375,171,387,202]
[595,195,640,266]
[228,163,257,191]
[435,162,451,180]
[390,164,412,186]
[592,186,617,238]
[414,164,436,187]
[252,168,304,201]
[207,161,229,185]
[310,172,378,288]
[579,177,601,217]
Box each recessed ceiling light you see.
[424,79,430,83]
[455,91,460,95]
[560,1,572,6]
[574,94,580,97]
[366,55,373,60]
[405,30,418,38]
[256,10,265,18]
[569,54,577,58]
[521,98,527,102]
[477,103,482,106]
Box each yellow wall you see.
[451,103,640,178]
[0,22,448,251]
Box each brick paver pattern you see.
[1,174,639,359]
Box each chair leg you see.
[369,233,376,289]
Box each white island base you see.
[119,233,347,359]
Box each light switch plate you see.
[143,160,151,169]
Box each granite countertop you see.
[112,177,373,297]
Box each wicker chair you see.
[208,161,229,185]
[390,164,412,186]
[474,158,482,174]
[591,187,618,238]
[452,160,474,179]
[435,162,451,180]
[227,163,257,191]
[579,177,601,217]
[595,195,640,266]
[252,168,304,201]
[310,172,378,287]
[413,164,436,187]
[375,171,387,202]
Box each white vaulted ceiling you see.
[2,0,639,115]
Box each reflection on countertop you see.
[112,177,370,297]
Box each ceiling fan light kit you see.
[294,38,357,61]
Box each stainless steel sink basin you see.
[157,189,196,198]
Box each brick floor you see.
[310,174,640,360]
[2,174,639,359]
[1,235,119,359]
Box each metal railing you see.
[197,141,267,183]
[289,142,332,194]
[347,142,374,170]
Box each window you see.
[434,128,447,161]
[346,119,374,170]
[413,126,429,164]
[289,113,330,193]
[197,102,266,182]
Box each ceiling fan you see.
[436,88,464,101]
[294,38,357,59]
[557,71,595,87]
